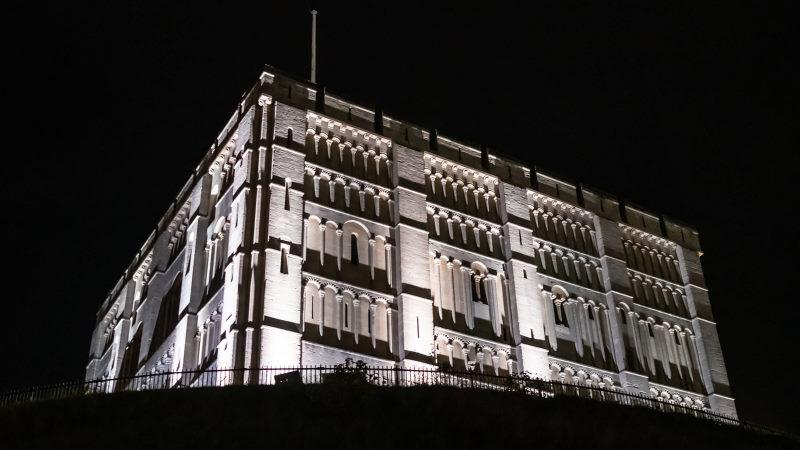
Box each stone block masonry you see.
[85,65,736,418]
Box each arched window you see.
[350,234,359,265]
[470,262,489,304]
[553,289,569,327]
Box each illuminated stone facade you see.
[86,67,736,417]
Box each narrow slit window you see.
[416,317,420,338]
[280,248,289,274]
[344,304,349,328]
[284,181,291,210]
[350,234,359,265]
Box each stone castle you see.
[85,66,736,417]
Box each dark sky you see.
[4,1,797,433]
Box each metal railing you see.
[0,365,766,434]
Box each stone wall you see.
[86,67,736,418]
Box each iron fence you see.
[0,365,781,437]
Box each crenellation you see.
[535,172,579,205]
[624,205,664,238]
[86,67,735,418]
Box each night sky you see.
[4,2,797,433]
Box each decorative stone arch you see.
[563,366,577,384]
[470,261,488,275]
[303,279,323,327]
[358,294,373,341]
[323,221,339,260]
[373,235,387,272]
[341,220,371,265]
[451,339,466,368]
[341,289,356,333]
[323,284,339,329]
[551,285,570,299]
[372,298,390,344]
[306,215,323,254]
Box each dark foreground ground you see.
[0,384,796,449]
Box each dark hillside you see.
[1,385,796,449]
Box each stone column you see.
[433,256,442,319]
[368,239,376,279]
[353,298,361,344]
[462,267,475,329]
[336,229,343,270]
[258,94,271,141]
[485,275,501,337]
[319,224,327,266]
[447,261,456,323]
[335,294,343,340]
[370,303,378,348]
[344,184,352,208]
[317,289,325,336]
[446,342,454,366]
[197,325,206,366]
[302,219,308,261]
[387,308,395,355]
[384,244,393,288]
